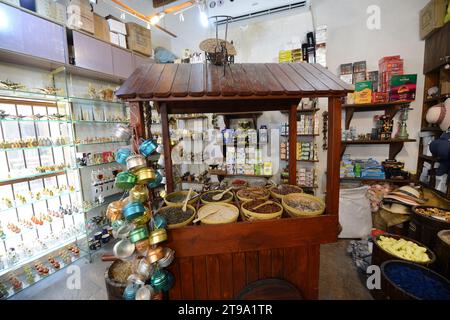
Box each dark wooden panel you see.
[242,64,269,96]
[424,22,450,73]
[206,255,221,299]
[306,244,321,300]
[289,103,297,184]
[167,260,182,300]
[220,65,238,96]
[229,64,253,96]
[179,257,195,299]
[279,63,315,92]
[72,31,113,75]
[283,247,301,291]
[258,249,272,279]
[153,64,179,98]
[290,63,330,92]
[192,255,208,299]
[259,64,287,95]
[188,63,205,97]
[111,46,134,78]
[310,63,353,91]
[307,63,348,91]
[116,64,150,99]
[245,251,259,284]
[271,248,284,278]
[136,64,164,98]
[205,64,221,96]
[232,252,246,298]
[171,63,191,97]
[166,215,338,257]
[265,63,301,95]
[218,253,234,299]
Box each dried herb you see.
[201,191,232,202]
[159,206,194,225]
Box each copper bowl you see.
[146,246,165,264]
[135,239,150,254]
[106,200,124,222]
[126,154,147,172]
[135,167,156,185]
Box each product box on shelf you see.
[110,32,127,48]
[368,71,379,92]
[372,92,389,103]
[263,162,273,176]
[355,81,373,104]
[420,0,449,40]
[389,74,417,102]
[94,13,110,42]
[67,0,94,34]
[107,16,127,35]
[126,22,151,56]
[279,50,292,63]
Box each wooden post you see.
[129,102,145,138]
[288,103,297,185]
[326,97,342,218]
[160,102,174,193]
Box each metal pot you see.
[123,202,145,222]
[135,285,154,300]
[116,224,134,239]
[115,171,137,190]
[133,210,151,227]
[126,154,147,172]
[152,214,167,229]
[106,200,125,222]
[129,185,149,203]
[136,258,153,278]
[149,228,167,245]
[115,124,132,141]
[135,167,156,185]
[113,239,135,260]
[139,139,158,157]
[150,269,173,292]
[135,238,150,254]
[157,247,175,268]
[148,170,163,189]
[115,147,132,165]
[146,246,164,264]
[128,226,149,244]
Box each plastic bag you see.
[339,185,372,239]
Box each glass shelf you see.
[69,97,124,107]
[77,161,116,169]
[0,144,73,152]
[73,120,129,124]
[75,140,129,147]
[0,88,67,102]
[83,193,123,214]
[0,118,70,123]
[0,168,76,185]
[0,233,86,278]
[1,252,88,300]
[0,190,80,213]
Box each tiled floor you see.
[10,240,372,300]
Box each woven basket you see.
[282,193,325,217]
[241,199,283,221]
[199,38,237,55]
[157,204,196,229]
[269,185,303,201]
[200,190,234,204]
[198,203,239,225]
[164,190,199,206]
[236,187,270,202]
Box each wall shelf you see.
[0,190,80,213]
[0,144,72,152]
[0,170,72,187]
[341,139,416,159]
[340,177,411,184]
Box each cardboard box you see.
[109,31,119,46]
[420,0,449,40]
[54,2,66,24]
[126,22,151,56]
[107,17,127,35]
[94,14,110,42]
[389,74,417,102]
[355,81,373,104]
[118,33,127,48]
[68,0,92,16]
[67,14,94,34]
[35,0,52,18]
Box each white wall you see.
[311,0,428,180]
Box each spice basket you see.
[372,233,436,267]
[236,187,270,202]
[241,199,283,221]
[269,185,303,201]
[282,193,325,217]
[164,190,199,206]
[157,204,196,229]
[194,190,242,225]
[200,189,234,204]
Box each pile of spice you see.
[237,187,269,200]
[201,190,233,202]
[415,207,450,222]
[109,260,132,284]
[377,236,430,263]
[285,198,322,213]
[271,184,303,196]
[384,262,450,300]
[243,199,281,214]
[159,207,194,225]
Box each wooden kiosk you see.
[116,62,353,299]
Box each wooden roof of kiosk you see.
[117,62,353,300]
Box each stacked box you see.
[107,16,127,48]
[368,71,379,93]
[236,147,246,164]
[355,81,373,104]
[379,55,404,92]
[291,48,303,62]
[94,13,110,42]
[67,0,94,34]
[353,61,367,84]
[280,142,288,160]
[126,22,151,56]
[314,114,320,135]
[389,74,417,102]
[279,50,292,63]
[263,162,273,175]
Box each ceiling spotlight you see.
[199,8,209,27]
[179,13,185,22]
[120,12,126,20]
[150,15,161,25]
[146,23,151,30]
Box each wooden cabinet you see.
[112,46,133,78]
[0,2,66,63]
[424,22,450,73]
[72,31,114,74]
[133,53,153,69]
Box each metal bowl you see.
[128,226,149,244]
[116,224,135,239]
[115,171,137,190]
[157,247,175,268]
[106,200,125,222]
[146,246,165,264]
[135,285,154,300]
[139,139,158,157]
[149,228,167,245]
[136,258,153,278]
[116,147,132,165]
[135,167,156,185]
[115,124,132,141]
[148,170,163,189]
[126,154,147,172]
[113,239,135,260]
[129,185,149,203]
[123,202,145,221]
